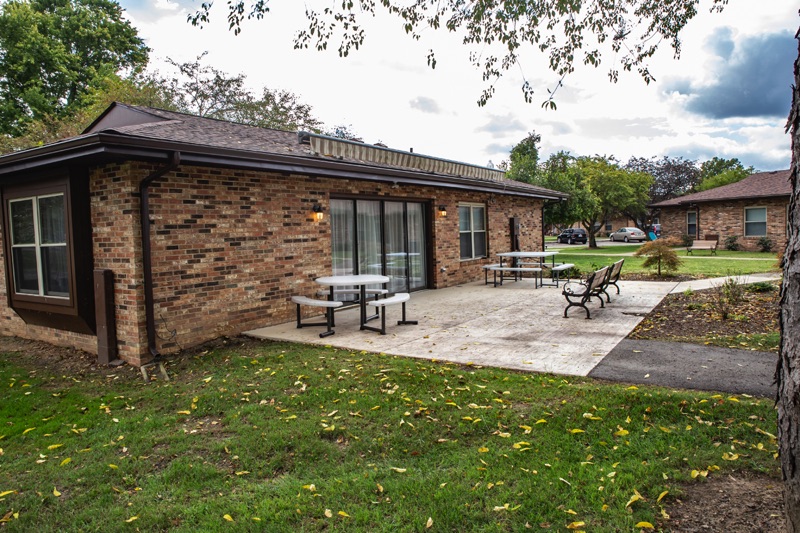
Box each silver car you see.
[608,227,646,242]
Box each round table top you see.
[315,274,390,286]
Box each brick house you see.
[649,169,791,251]
[0,103,565,366]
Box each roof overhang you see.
[0,133,566,201]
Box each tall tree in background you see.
[505,131,541,184]
[166,54,323,133]
[574,157,653,248]
[0,72,175,153]
[625,155,700,234]
[0,0,149,136]
[696,157,755,191]
[625,156,700,204]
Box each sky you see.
[118,0,796,172]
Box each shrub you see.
[633,236,682,276]
[724,235,741,251]
[711,273,746,320]
[747,281,777,293]
[680,234,694,247]
[757,236,774,253]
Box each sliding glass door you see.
[331,198,428,293]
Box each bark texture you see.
[778,25,800,533]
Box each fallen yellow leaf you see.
[657,490,669,503]
[390,467,407,473]
[324,509,333,518]
[47,444,63,450]
[478,446,489,453]
[223,514,234,522]
[426,517,433,528]
[0,490,15,498]
[635,521,655,529]
[567,521,586,529]
[338,511,350,518]
[53,488,61,497]
[60,458,71,467]
[124,516,138,523]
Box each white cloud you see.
[118,0,795,171]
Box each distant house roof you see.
[650,169,792,208]
[0,103,567,201]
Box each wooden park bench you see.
[687,240,717,255]
[598,259,624,303]
[562,266,609,319]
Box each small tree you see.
[633,237,682,277]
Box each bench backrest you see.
[588,266,609,292]
[609,259,624,278]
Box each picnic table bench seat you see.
[687,240,717,255]
[363,293,418,335]
[488,266,542,287]
[547,263,575,287]
[291,296,343,337]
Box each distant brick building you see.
[650,170,791,252]
[0,103,565,366]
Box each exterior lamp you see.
[312,204,324,221]
[438,205,447,217]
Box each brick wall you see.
[89,164,543,364]
[659,198,788,252]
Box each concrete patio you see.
[246,278,679,376]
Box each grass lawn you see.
[552,245,780,279]
[0,341,778,532]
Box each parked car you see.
[557,228,588,244]
[608,227,646,242]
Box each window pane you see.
[331,199,354,276]
[472,207,485,231]
[38,195,66,244]
[41,246,69,297]
[12,247,39,294]
[473,231,487,257]
[407,203,427,290]
[10,199,35,245]
[746,208,766,223]
[459,233,473,259]
[458,206,471,231]
[357,200,382,275]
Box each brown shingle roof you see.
[77,103,564,199]
[650,170,792,207]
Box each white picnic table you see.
[315,274,390,327]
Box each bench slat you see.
[291,296,343,308]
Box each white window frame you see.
[8,193,69,299]
[744,206,767,237]
[458,203,487,260]
[686,211,697,237]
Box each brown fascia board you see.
[649,191,791,208]
[0,133,567,201]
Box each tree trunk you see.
[778,26,800,533]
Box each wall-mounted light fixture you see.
[438,205,447,217]
[312,204,324,221]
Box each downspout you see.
[139,152,181,359]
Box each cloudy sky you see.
[119,0,795,171]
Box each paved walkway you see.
[246,272,781,395]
